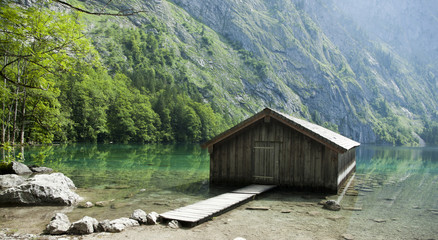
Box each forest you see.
[0,2,226,146]
[1,0,438,149]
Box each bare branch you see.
[0,71,49,90]
[53,0,147,16]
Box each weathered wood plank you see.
[315,144,323,188]
[229,136,235,184]
[160,184,276,226]
[220,143,227,183]
[285,125,292,185]
[245,127,252,183]
[212,144,220,184]
[237,134,243,183]
[232,184,276,194]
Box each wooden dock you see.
[160,184,276,227]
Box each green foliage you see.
[237,49,268,80]
[0,1,96,144]
[1,142,23,163]
[420,120,438,145]
[49,21,226,144]
[0,2,227,144]
[371,99,417,145]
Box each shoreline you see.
[1,188,437,240]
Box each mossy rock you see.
[0,162,12,174]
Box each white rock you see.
[168,220,181,229]
[146,211,160,225]
[130,209,147,224]
[98,218,139,233]
[0,173,81,206]
[69,216,99,235]
[0,174,25,189]
[45,213,71,235]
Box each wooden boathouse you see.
[201,108,360,192]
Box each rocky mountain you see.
[79,0,438,144]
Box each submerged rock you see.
[130,209,147,224]
[0,174,25,189]
[307,211,322,216]
[45,213,71,235]
[372,218,387,223]
[323,200,341,211]
[341,233,355,240]
[0,173,81,206]
[69,216,99,234]
[78,201,94,208]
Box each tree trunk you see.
[20,88,27,145]
[12,87,19,144]
[6,104,12,144]
[1,92,5,144]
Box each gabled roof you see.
[202,108,360,153]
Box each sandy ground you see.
[0,191,363,240]
[85,198,347,240]
[1,187,437,240]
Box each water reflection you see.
[9,144,435,238]
[24,143,211,195]
[346,145,438,240]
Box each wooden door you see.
[253,141,280,184]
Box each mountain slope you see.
[58,0,437,145]
[168,0,437,144]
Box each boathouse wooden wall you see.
[209,117,354,192]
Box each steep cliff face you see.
[334,0,438,67]
[168,0,437,144]
[73,0,437,144]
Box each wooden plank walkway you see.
[160,184,276,227]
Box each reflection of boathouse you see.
[202,108,360,192]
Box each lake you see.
[1,144,437,239]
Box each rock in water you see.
[31,173,76,189]
[69,216,99,235]
[78,201,94,208]
[45,213,71,235]
[0,161,33,175]
[29,166,53,174]
[130,209,147,224]
[98,218,139,233]
[0,173,81,206]
[323,200,341,211]
[0,174,25,189]
[146,211,160,225]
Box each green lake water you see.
[1,144,437,238]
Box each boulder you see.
[97,219,112,232]
[323,200,341,211]
[29,166,53,174]
[0,161,32,175]
[69,216,99,235]
[0,174,25,189]
[45,213,71,235]
[98,218,139,233]
[146,211,160,225]
[0,173,81,206]
[30,173,76,189]
[130,209,147,224]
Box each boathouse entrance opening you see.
[253,141,281,184]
